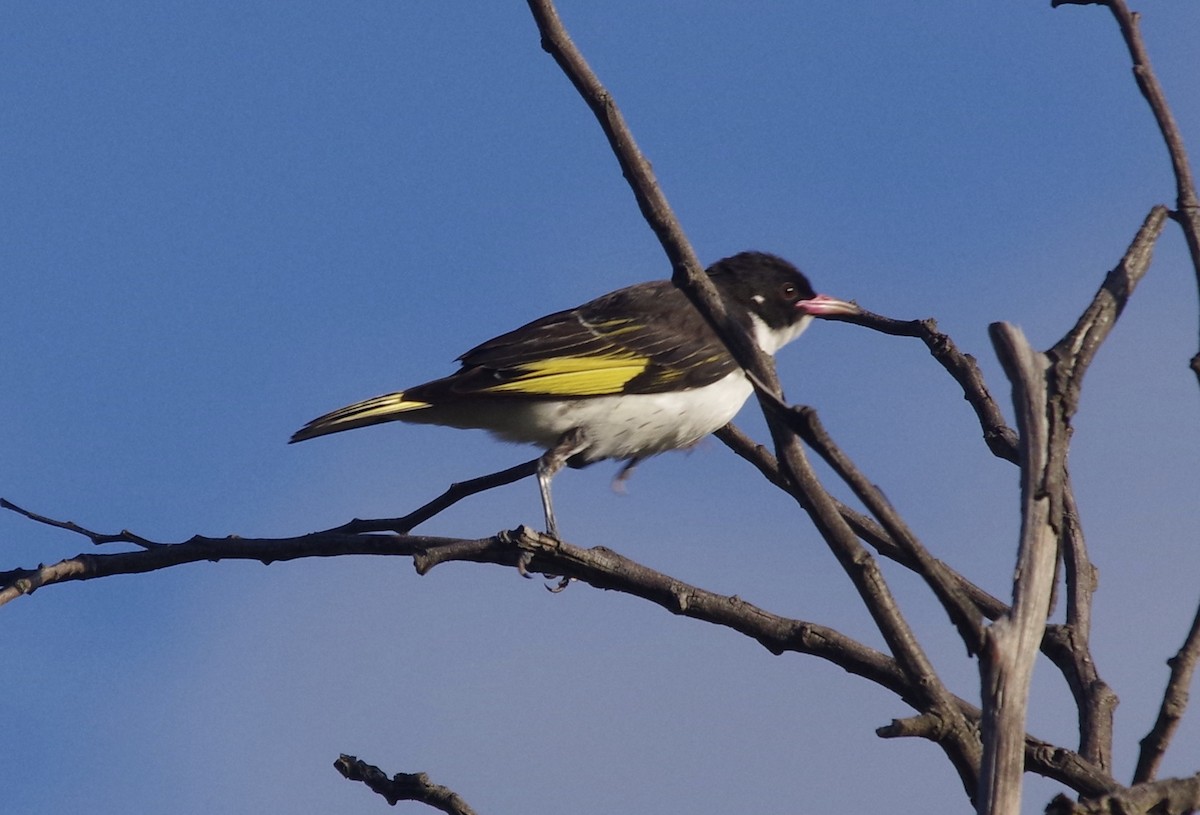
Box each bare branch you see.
[977,325,1061,815]
[828,309,1019,463]
[524,0,738,359]
[718,419,1042,633]
[773,424,987,797]
[1036,205,1168,773]
[1056,486,1117,773]
[0,504,498,608]
[790,405,986,654]
[321,459,540,535]
[1049,205,1170,412]
[1039,208,1167,772]
[524,0,786,401]
[1054,0,1200,380]
[524,0,698,275]
[715,423,913,566]
[1,498,1120,797]
[524,1,987,790]
[878,713,954,741]
[0,498,162,549]
[1135,601,1200,783]
[0,502,903,692]
[718,419,1123,762]
[1103,3,1198,216]
[335,755,479,814]
[1046,773,1200,815]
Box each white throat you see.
[748,312,813,355]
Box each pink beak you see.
[798,294,859,317]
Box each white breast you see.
[408,371,755,463]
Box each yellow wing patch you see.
[480,354,650,396]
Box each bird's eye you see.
[779,283,798,302]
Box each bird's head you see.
[707,251,858,353]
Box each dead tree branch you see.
[1135,602,1200,784]
[977,326,1061,815]
[826,309,1019,463]
[0,498,1120,798]
[323,459,540,535]
[1053,0,1200,379]
[1046,773,1200,815]
[525,0,988,794]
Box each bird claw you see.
[545,575,573,593]
[515,540,568,589]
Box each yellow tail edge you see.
[289,392,429,443]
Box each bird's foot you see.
[610,458,641,494]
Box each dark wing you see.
[410,281,738,400]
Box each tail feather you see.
[289,391,430,443]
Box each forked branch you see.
[976,325,1061,815]
[0,498,1119,798]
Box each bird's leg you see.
[611,457,642,494]
[536,427,589,540]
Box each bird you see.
[290,251,857,537]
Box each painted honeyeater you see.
[290,251,857,537]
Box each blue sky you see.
[3,2,1199,813]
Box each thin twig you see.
[827,309,1019,463]
[1103,2,1198,214]
[717,422,1010,620]
[1054,0,1200,381]
[1049,205,1169,412]
[0,498,162,549]
[790,406,985,654]
[1057,485,1117,773]
[1135,601,1200,784]
[322,459,540,535]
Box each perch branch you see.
[0,499,1119,797]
